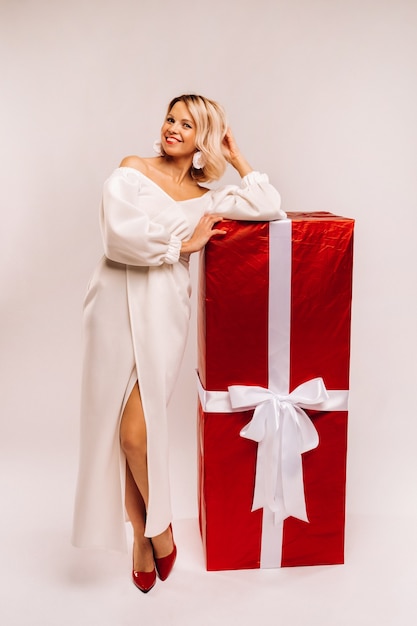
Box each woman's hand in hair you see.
[222,128,253,178]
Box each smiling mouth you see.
[165,136,182,144]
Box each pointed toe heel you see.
[132,568,156,593]
[155,543,177,581]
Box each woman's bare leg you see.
[120,383,173,571]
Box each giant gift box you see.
[197,212,354,570]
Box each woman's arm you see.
[208,128,286,221]
[222,129,253,178]
[180,213,226,254]
[207,173,286,221]
[100,168,185,266]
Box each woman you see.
[72,94,287,592]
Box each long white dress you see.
[72,166,286,553]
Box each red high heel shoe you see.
[131,543,156,593]
[154,526,177,581]
[132,567,156,593]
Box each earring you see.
[192,151,205,169]
[153,140,163,156]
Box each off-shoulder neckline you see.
[116,167,211,204]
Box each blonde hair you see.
[163,94,228,182]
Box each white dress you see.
[72,166,286,553]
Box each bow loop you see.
[287,377,329,407]
[228,386,279,443]
[228,385,276,411]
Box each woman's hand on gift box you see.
[181,214,227,254]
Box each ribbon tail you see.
[279,406,309,523]
[241,402,287,519]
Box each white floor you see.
[1,449,416,626]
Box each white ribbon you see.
[231,378,326,524]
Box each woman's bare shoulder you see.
[119,155,151,171]
[121,154,163,170]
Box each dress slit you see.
[119,365,140,524]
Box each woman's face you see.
[160,100,197,159]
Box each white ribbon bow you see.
[229,377,330,525]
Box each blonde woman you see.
[72,94,287,592]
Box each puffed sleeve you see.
[206,171,286,220]
[100,168,184,266]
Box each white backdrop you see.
[1,0,416,621]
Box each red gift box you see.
[197,212,354,570]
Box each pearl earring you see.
[192,151,205,169]
[153,140,163,156]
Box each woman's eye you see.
[167,117,175,123]
[184,123,192,129]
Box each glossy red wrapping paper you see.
[197,212,354,570]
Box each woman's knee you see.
[120,426,147,458]
[120,382,147,457]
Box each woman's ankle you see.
[151,526,174,559]
[132,536,154,572]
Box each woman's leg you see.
[120,383,153,572]
[120,383,173,572]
